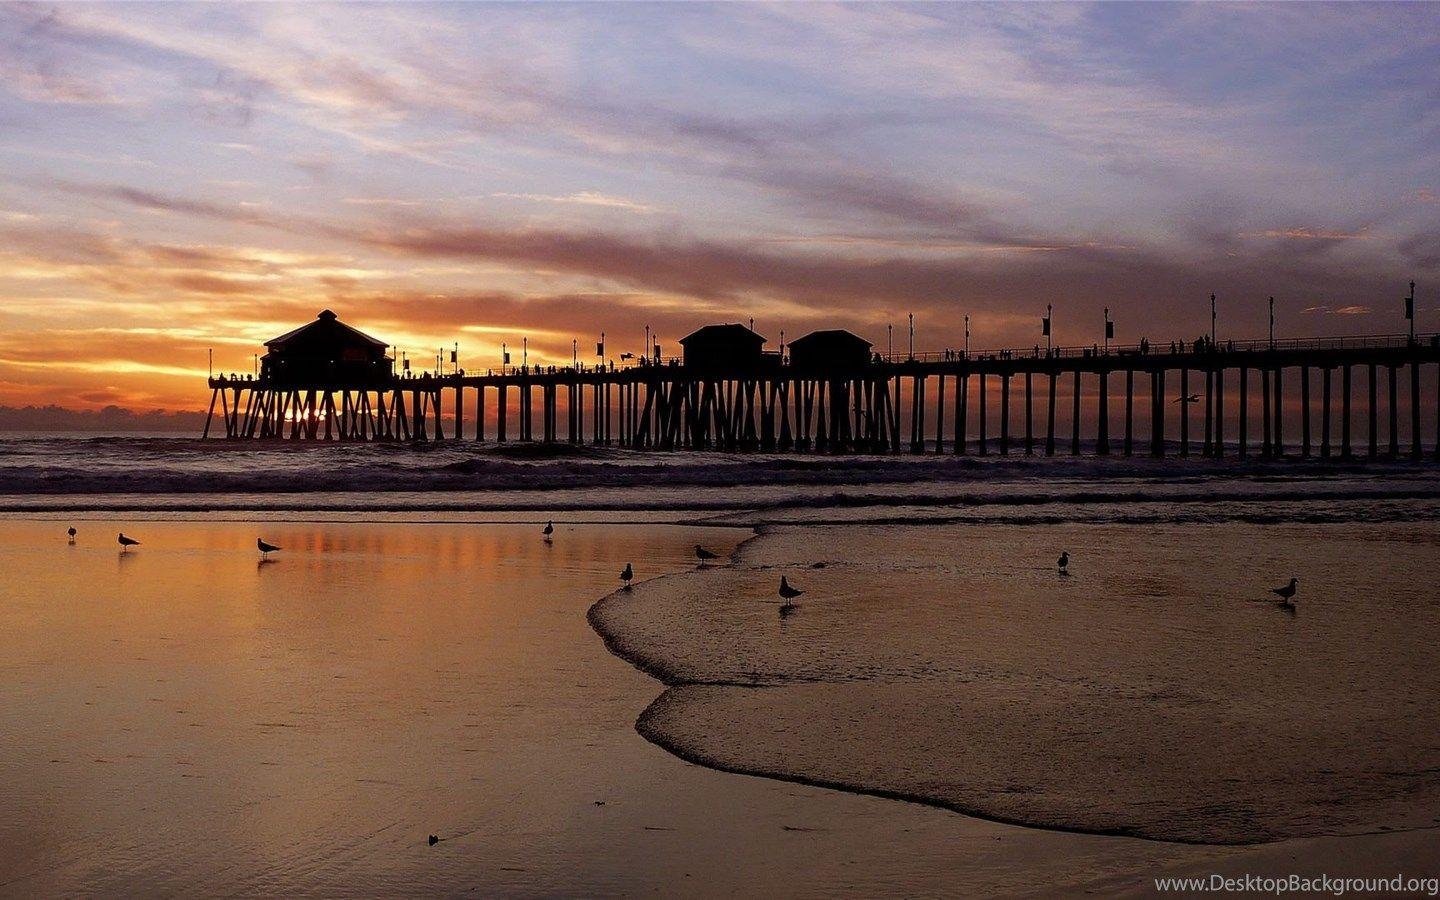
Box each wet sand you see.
[594,521,1440,846]
[5,517,1437,896]
[0,518,1208,897]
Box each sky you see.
[0,1,1437,413]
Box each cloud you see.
[492,191,658,214]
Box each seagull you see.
[257,538,280,559]
[67,527,76,544]
[778,576,803,617]
[1173,394,1201,404]
[1271,577,1299,609]
[542,521,554,542]
[695,545,718,562]
[1057,551,1070,575]
[620,563,633,590]
[117,533,140,552]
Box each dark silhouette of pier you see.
[204,311,1440,460]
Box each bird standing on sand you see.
[117,533,140,552]
[257,538,280,559]
[1058,551,1070,575]
[778,576,803,617]
[67,527,76,544]
[695,545,718,562]
[543,521,554,542]
[620,563,634,589]
[1271,577,1299,609]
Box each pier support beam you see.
[1300,366,1311,458]
[1000,374,1011,455]
[1238,367,1248,459]
[1152,369,1166,457]
[1368,364,1378,458]
[1342,365,1352,458]
[1214,368,1225,458]
[956,374,968,455]
[1388,365,1399,458]
[1321,368,1332,459]
[1024,371,1034,455]
[1261,368,1271,458]
[1046,372,1057,456]
[1179,367,1189,457]
[1097,371,1109,456]
[977,373,989,454]
[1123,369,1134,457]
[1273,366,1283,458]
[1411,362,1422,460]
[1071,369,1081,456]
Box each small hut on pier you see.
[679,323,772,373]
[788,329,874,373]
[260,310,392,386]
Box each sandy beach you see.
[2,512,1436,896]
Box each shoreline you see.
[587,518,1440,855]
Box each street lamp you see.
[1268,296,1275,349]
[1405,280,1416,343]
[964,315,970,357]
[908,312,914,360]
[887,323,893,359]
[1104,307,1112,353]
[1210,293,1217,347]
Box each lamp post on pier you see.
[964,315,970,357]
[1269,297,1275,349]
[1405,281,1416,343]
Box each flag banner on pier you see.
[450,350,457,363]
[1406,298,1414,320]
[597,342,605,356]
[503,352,510,364]
[1042,316,1051,336]
[1106,321,1115,339]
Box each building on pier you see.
[679,323,774,373]
[788,329,874,373]
[261,309,392,387]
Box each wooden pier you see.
[204,329,1440,460]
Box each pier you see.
[204,312,1440,460]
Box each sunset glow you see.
[1,2,1436,414]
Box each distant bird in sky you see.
[118,533,140,552]
[1271,577,1299,609]
[257,538,280,559]
[1058,551,1070,575]
[67,526,76,544]
[1173,394,1200,404]
[695,545,718,562]
[620,563,633,589]
[543,521,554,542]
